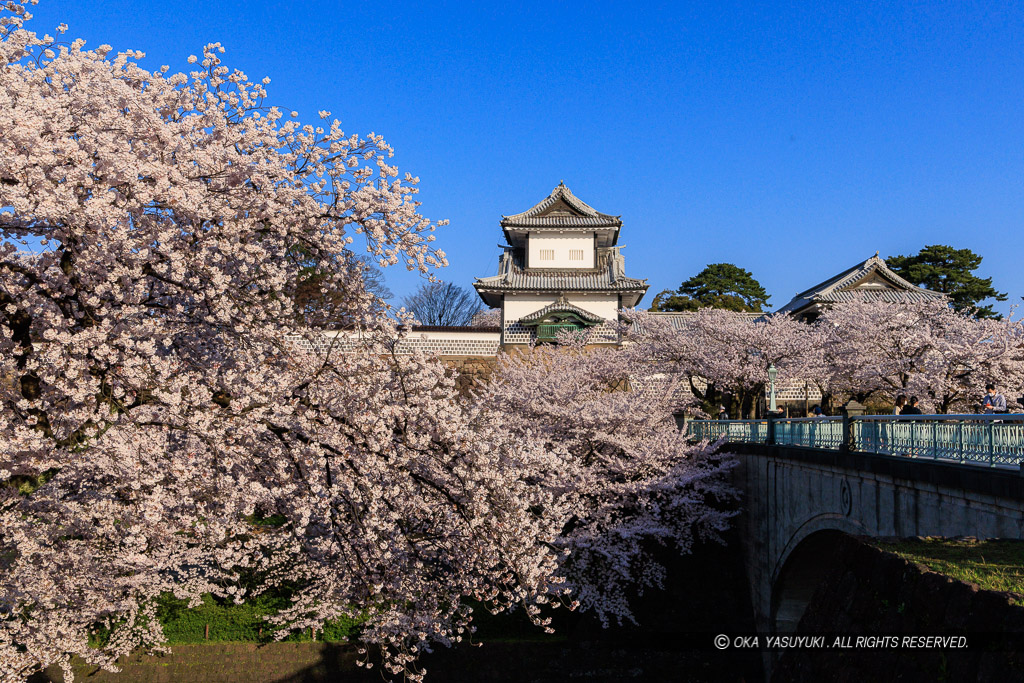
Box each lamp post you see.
[768,363,778,414]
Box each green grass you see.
[108,593,552,646]
[150,595,562,646]
[156,592,363,644]
[872,538,1024,599]
[84,592,363,647]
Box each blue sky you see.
[25,1,1024,314]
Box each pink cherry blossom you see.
[474,334,738,627]
[0,7,565,680]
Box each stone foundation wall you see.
[441,356,500,395]
[773,535,1024,682]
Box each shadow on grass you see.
[27,534,762,683]
[273,533,764,683]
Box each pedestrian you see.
[894,395,907,415]
[981,384,1006,414]
[901,397,923,415]
[717,405,729,420]
[810,405,824,417]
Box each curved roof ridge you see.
[500,182,621,223]
[827,253,943,297]
[517,299,606,325]
[777,252,946,315]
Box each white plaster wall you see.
[527,234,594,269]
[503,293,618,322]
[566,295,618,320]
[312,329,501,356]
[324,329,501,342]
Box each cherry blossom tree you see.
[631,303,1024,417]
[818,300,1024,412]
[628,310,826,417]
[473,335,738,626]
[0,6,574,681]
[922,312,1024,412]
[469,306,501,328]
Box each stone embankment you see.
[442,356,498,395]
[774,535,1024,681]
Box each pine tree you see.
[886,245,1007,318]
[651,263,770,312]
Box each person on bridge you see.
[894,395,907,415]
[982,384,1007,414]
[717,405,729,420]
[901,397,923,415]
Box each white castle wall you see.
[502,294,619,322]
[502,319,620,345]
[502,293,620,345]
[527,234,595,269]
[285,329,500,357]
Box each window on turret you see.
[569,249,584,261]
[539,249,554,261]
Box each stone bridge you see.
[729,443,1024,637]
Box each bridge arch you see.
[769,515,868,635]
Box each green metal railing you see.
[688,419,769,444]
[688,414,1024,469]
[853,415,1024,468]
[774,417,844,450]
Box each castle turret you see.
[474,183,648,346]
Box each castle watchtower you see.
[473,182,648,347]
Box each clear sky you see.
[25,1,1024,314]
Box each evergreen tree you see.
[886,245,1007,318]
[651,263,770,312]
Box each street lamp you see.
[768,363,778,414]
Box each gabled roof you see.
[500,183,622,246]
[501,182,621,228]
[517,299,606,325]
[777,253,947,315]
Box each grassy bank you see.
[871,537,1024,599]
[155,593,362,644]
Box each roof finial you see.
[875,250,879,257]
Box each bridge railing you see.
[688,414,1024,469]
[774,417,844,450]
[853,414,1024,468]
[688,419,768,444]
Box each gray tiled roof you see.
[502,215,619,228]
[474,245,648,309]
[500,182,621,229]
[474,247,648,294]
[777,253,947,315]
[518,300,607,325]
[635,311,765,333]
[812,290,944,304]
[476,270,648,292]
